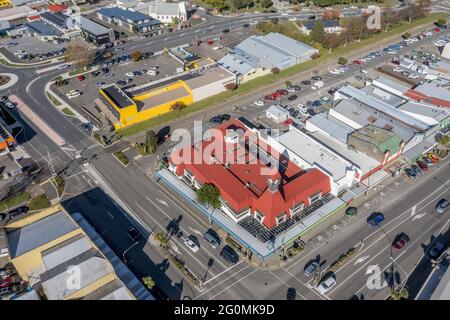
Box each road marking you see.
[171,243,180,254]
[410,205,417,217]
[189,227,203,236]
[269,271,307,300]
[281,268,326,300]
[412,212,427,221]
[354,255,371,266]
[202,260,243,285]
[106,210,114,219]
[207,269,258,300]
[156,198,168,206]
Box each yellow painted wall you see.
[240,67,271,84]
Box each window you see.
[276,213,286,225]
[184,169,194,181]
[255,211,264,223]
[290,202,304,215]
[308,192,322,204]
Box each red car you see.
[264,95,276,100]
[435,27,441,33]
[276,89,288,95]
[77,75,85,81]
[427,152,439,164]
[353,59,364,65]
[392,233,410,251]
[416,160,429,172]
[391,59,400,65]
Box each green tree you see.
[170,101,187,112]
[145,130,158,154]
[402,32,411,39]
[271,67,280,75]
[259,0,273,8]
[285,80,292,87]
[439,134,450,146]
[437,18,447,27]
[131,25,138,33]
[232,0,253,10]
[389,288,409,300]
[142,276,155,289]
[64,40,94,69]
[338,57,348,65]
[197,183,221,209]
[131,50,143,62]
[310,20,325,43]
[204,0,228,12]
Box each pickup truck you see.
[311,80,324,90]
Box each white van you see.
[147,69,158,76]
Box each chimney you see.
[267,178,280,193]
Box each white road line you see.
[194,265,250,299]
[156,198,168,206]
[412,212,427,221]
[354,255,371,266]
[203,260,243,285]
[106,210,114,219]
[286,179,450,271]
[281,268,326,300]
[207,269,258,300]
[269,271,308,300]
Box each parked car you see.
[392,233,410,251]
[184,236,200,253]
[416,160,429,172]
[219,114,231,122]
[367,212,385,227]
[303,261,319,277]
[427,152,439,164]
[353,59,364,65]
[77,75,85,81]
[436,199,449,214]
[4,102,14,109]
[91,71,100,77]
[7,206,29,217]
[404,168,416,179]
[116,79,127,86]
[209,116,223,124]
[317,275,336,294]
[422,156,434,166]
[126,226,141,241]
[428,241,445,259]
[203,229,220,249]
[301,80,311,85]
[311,75,322,81]
[220,245,239,264]
[288,95,297,101]
[264,95,276,101]
[276,89,288,95]
[411,164,422,176]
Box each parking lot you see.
[0,35,68,61]
[52,53,183,125]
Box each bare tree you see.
[64,40,94,69]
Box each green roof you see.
[352,125,402,155]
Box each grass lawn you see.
[68,66,92,77]
[46,92,62,106]
[28,194,51,211]
[0,58,50,68]
[0,192,30,211]
[51,175,65,197]
[117,13,448,137]
[113,151,130,166]
[61,107,75,116]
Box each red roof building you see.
[168,119,331,229]
[47,4,67,13]
[404,87,450,108]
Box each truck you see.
[311,80,324,90]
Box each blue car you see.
[367,212,385,227]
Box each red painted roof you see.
[405,89,450,108]
[27,15,40,21]
[47,4,67,12]
[170,119,331,228]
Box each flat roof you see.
[42,234,92,270]
[101,84,135,109]
[26,20,63,36]
[184,66,235,90]
[307,113,354,144]
[372,76,410,94]
[7,211,79,258]
[69,15,111,36]
[138,86,190,111]
[97,7,153,23]
[397,101,449,125]
[278,128,352,181]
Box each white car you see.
[317,276,336,294]
[125,72,135,77]
[184,237,199,253]
[14,50,24,55]
[58,64,69,70]
[393,67,403,72]
[297,103,308,114]
[329,69,340,75]
[254,100,264,107]
[289,17,297,22]
[66,90,81,99]
[281,12,289,16]
[408,74,419,79]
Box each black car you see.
[305,100,313,107]
[222,29,230,33]
[306,108,315,116]
[291,110,300,117]
[301,80,311,85]
[126,226,141,241]
[411,164,422,176]
[311,76,322,81]
[220,245,239,264]
[405,168,416,179]
[328,89,337,95]
[100,67,109,74]
[116,80,127,86]
[288,95,297,101]
[243,23,250,28]
[219,114,231,122]
[210,116,223,124]
[8,206,29,217]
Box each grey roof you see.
[336,85,430,130]
[42,234,92,270]
[397,101,450,125]
[68,15,111,36]
[7,211,78,258]
[415,82,450,102]
[302,19,340,30]
[98,7,153,23]
[416,252,450,300]
[40,12,68,28]
[360,84,406,107]
[218,53,256,76]
[331,98,417,142]
[372,76,410,94]
[26,20,63,37]
[83,279,133,300]
[102,84,135,109]
[267,104,289,118]
[41,249,114,300]
[11,0,36,5]
[306,113,354,143]
[149,2,182,16]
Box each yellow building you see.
[96,65,236,130]
[0,0,12,9]
[4,205,137,300]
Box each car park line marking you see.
[280,268,326,300]
[410,205,417,217]
[412,212,427,221]
[156,198,168,206]
[269,271,307,300]
[286,175,450,272]
[207,269,259,300]
[202,260,243,286]
[106,210,114,219]
[189,227,203,236]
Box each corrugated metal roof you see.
[307,113,354,143]
[302,19,340,30]
[98,7,152,22]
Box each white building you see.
[300,19,343,36]
[129,1,188,24]
[266,105,289,123]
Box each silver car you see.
[317,275,336,294]
[436,199,449,214]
